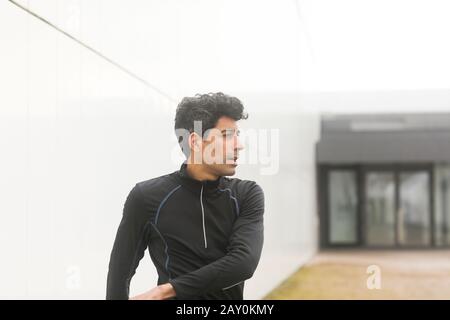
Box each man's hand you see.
[129,283,176,300]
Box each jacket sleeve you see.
[168,181,264,299]
[106,184,151,300]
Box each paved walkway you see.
[264,250,450,299]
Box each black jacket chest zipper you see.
[200,184,208,249]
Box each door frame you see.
[319,163,435,248]
[361,163,434,249]
[319,164,364,248]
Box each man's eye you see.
[222,130,238,138]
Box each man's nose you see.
[235,136,244,151]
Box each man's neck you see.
[186,163,219,181]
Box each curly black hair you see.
[174,92,248,157]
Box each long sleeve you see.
[168,182,265,299]
[106,184,151,300]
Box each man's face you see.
[198,116,244,177]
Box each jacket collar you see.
[178,161,223,193]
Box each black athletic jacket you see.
[106,161,265,300]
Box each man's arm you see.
[106,184,151,300]
[168,181,265,299]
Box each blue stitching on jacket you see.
[153,185,181,280]
[150,223,173,280]
[218,188,240,217]
[155,185,181,225]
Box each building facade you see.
[317,114,450,248]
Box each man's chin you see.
[220,164,238,176]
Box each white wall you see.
[236,104,320,299]
[0,1,320,299]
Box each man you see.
[106,92,264,300]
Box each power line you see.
[8,0,177,103]
[294,0,316,64]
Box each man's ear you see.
[189,132,202,152]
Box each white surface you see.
[11,0,450,94]
[0,1,320,299]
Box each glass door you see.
[363,166,432,247]
[365,171,396,246]
[398,171,431,246]
[328,170,358,245]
